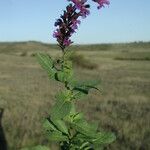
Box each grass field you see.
[0,41,150,150]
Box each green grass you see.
[0,41,150,150]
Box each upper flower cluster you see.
[53,0,110,50]
[53,4,84,50]
[92,0,110,9]
[68,0,90,18]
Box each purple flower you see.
[92,0,110,9]
[68,0,90,18]
[71,20,81,30]
[63,39,73,46]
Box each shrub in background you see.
[68,52,98,70]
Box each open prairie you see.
[0,42,150,150]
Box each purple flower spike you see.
[53,2,90,50]
[53,0,110,51]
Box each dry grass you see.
[0,41,150,150]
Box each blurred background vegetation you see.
[0,41,150,150]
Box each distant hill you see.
[0,41,150,54]
[0,41,58,54]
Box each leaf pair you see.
[70,79,101,100]
[51,98,72,119]
[36,53,56,80]
[37,53,73,84]
[66,114,116,149]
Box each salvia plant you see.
[23,0,116,150]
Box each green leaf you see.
[63,103,77,123]
[43,118,69,137]
[21,145,50,150]
[72,125,115,147]
[73,121,115,145]
[70,102,76,114]
[36,53,53,69]
[72,113,84,122]
[55,71,65,82]
[46,130,68,142]
[79,142,91,150]
[70,80,101,100]
[51,98,72,119]
[50,118,69,135]
[73,134,92,143]
[36,53,56,79]
[43,119,57,131]
[72,119,97,138]
[92,132,116,145]
[55,90,73,102]
[55,61,73,83]
[72,90,87,100]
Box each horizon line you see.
[0,40,150,45]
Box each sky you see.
[0,0,150,44]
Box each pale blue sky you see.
[0,0,150,44]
